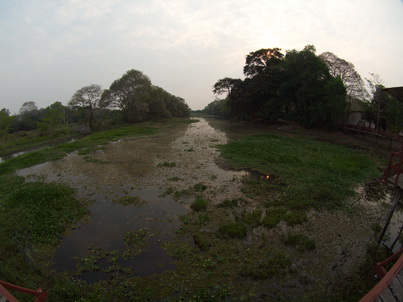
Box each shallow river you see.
[17,118,252,282]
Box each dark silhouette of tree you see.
[211,45,347,128]
[319,52,369,100]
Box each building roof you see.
[384,86,403,102]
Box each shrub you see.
[281,233,316,252]
[191,197,208,211]
[240,250,292,280]
[219,222,248,239]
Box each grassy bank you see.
[219,133,380,214]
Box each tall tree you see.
[280,46,347,128]
[0,109,15,150]
[319,52,369,100]
[69,84,103,129]
[243,48,283,78]
[108,69,152,123]
[19,101,38,115]
[15,101,40,131]
[37,102,66,135]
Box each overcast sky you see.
[1,0,402,114]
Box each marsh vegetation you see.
[0,117,392,301]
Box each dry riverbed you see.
[16,118,392,300]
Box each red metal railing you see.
[383,149,403,185]
[0,280,47,302]
[359,248,403,302]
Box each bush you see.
[281,233,316,252]
[219,222,248,239]
[191,197,208,211]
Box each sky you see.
[1,0,402,114]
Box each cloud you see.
[0,0,402,113]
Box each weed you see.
[193,183,207,192]
[284,210,308,226]
[219,222,248,239]
[193,233,211,251]
[168,176,182,182]
[262,207,287,228]
[239,250,292,280]
[113,196,147,206]
[219,134,379,213]
[157,161,176,167]
[3,181,87,244]
[281,233,316,252]
[239,209,263,228]
[191,197,208,211]
[217,198,244,208]
[173,189,190,200]
[83,156,110,164]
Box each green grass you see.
[157,161,176,167]
[0,125,157,174]
[219,222,248,239]
[0,123,159,301]
[239,249,293,280]
[0,125,75,157]
[281,233,316,252]
[190,197,208,211]
[219,134,379,212]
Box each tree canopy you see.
[209,45,348,128]
[2,68,190,134]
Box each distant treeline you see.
[0,69,190,134]
[203,45,403,130]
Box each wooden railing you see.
[0,280,47,302]
[360,248,403,302]
[383,149,403,186]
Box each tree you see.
[243,48,283,78]
[213,77,243,96]
[202,98,230,118]
[0,109,15,149]
[37,102,66,136]
[279,46,347,128]
[19,101,38,115]
[14,101,40,131]
[319,52,369,100]
[108,69,152,123]
[69,84,103,129]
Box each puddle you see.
[0,150,29,163]
[17,118,252,282]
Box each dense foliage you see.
[206,45,403,131]
[0,69,191,134]
[208,45,347,128]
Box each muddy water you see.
[17,118,250,282]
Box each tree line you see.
[0,69,190,136]
[204,45,402,131]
